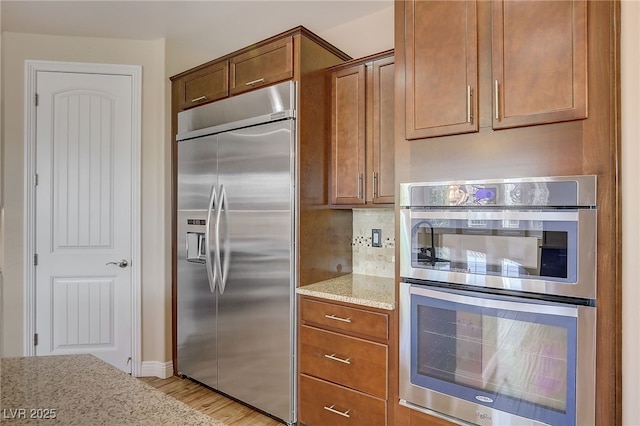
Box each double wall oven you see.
[399,176,597,426]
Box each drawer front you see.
[300,325,387,399]
[229,36,294,95]
[299,374,387,426]
[301,298,389,341]
[178,61,229,110]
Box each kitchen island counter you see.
[296,273,395,310]
[0,354,222,425]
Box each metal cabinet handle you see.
[324,353,351,364]
[245,78,265,86]
[323,405,350,418]
[467,85,472,123]
[372,172,378,199]
[356,173,363,199]
[106,259,128,268]
[191,95,207,103]
[324,314,352,323]
[494,80,500,120]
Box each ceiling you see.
[1,0,393,57]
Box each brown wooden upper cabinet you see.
[171,30,315,113]
[492,0,587,129]
[230,36,294,96]
[175,60,229,111]
[404,0,587,139]
[331,51,395,206]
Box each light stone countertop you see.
[296,273,396,310]
[0,354,223,425]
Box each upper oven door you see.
[400,208,596,300]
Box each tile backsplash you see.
[352,208,395,278]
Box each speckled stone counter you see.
[0,354,223,425]
[296,273,395,310]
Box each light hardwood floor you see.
[140,376,283,426]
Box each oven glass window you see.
[411,218,577,283]
[411,292,577,425]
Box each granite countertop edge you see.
[296,273,396,311]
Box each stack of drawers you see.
[298,297,389,425]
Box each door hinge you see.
[33,254,38,266]
[34,333,39,346]
[35,93,39,106]
[33,173,39,186]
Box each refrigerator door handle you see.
[205,185,218,293]
[216,185,231,294]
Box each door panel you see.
[216,120,294,421]
[405,0,478,139]
[331,65,366,204]
[35,71,132,372]
[176,135,218,387]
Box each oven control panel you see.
[400,175,596,208]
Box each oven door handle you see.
[407,209,584,221]
[406,283,579,317]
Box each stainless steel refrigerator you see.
[176,81,297,424]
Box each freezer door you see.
[176,135,218,388]
[216,119,295,422]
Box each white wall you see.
[321,5,394,58]
[0,33,168,366]
[621,1,640,424]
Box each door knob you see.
[106,259,129,268]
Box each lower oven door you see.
[399,282,596,426]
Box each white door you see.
[34,71,134,373]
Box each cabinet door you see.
[299,375,387,426]
[331,65,366,205]
[492,0,587,129]
[300,325,388,399]
[177,61,229,111]
[301,298,389,341]
[405,1,478,139]
[229,36,294,95]
[371,57,395,204]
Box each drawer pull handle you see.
[245,78,265,86]
[324,314,352,323]
[323,405,350,418]
[324,353,351,364]
[191,95,207,103]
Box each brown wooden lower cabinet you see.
[299,324,387,399]
[299,374,387,426]
[298,295,390,426]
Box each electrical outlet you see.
[372,229,382,247]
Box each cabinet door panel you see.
[178,61,229,111]
[301,298,389,341]
[229,37,293,95]
[300,325,387,398]
[299,375,387,426]
[492,0,587,129]
[331,65,366,205]
[372,57,395,204]
[406,0,478,139]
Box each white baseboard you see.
[139,360,174,379]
